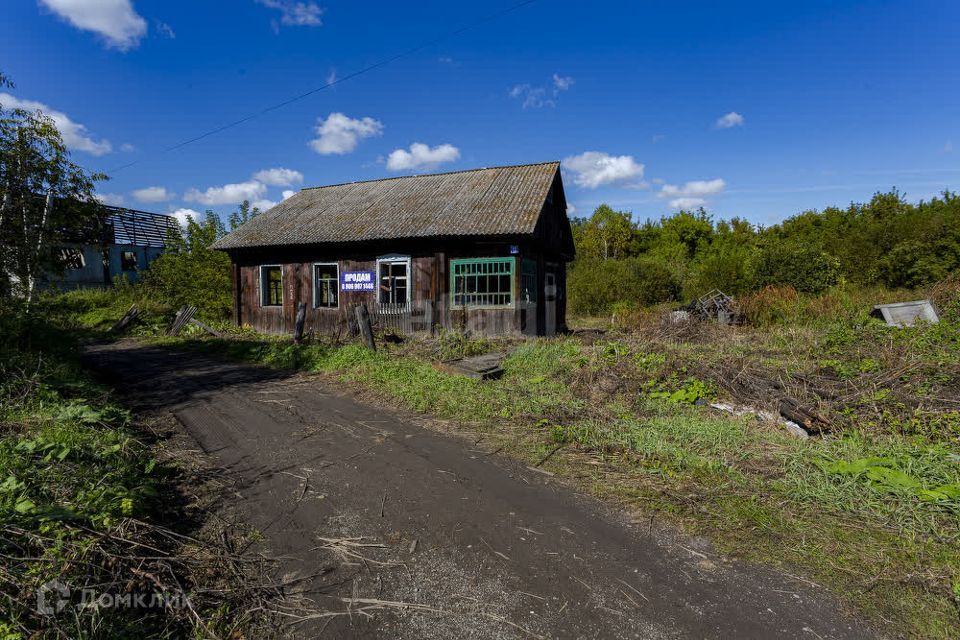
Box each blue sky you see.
[2,0,958,226]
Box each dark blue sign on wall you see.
[341,271,376,292]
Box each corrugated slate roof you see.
[212,161,560,250]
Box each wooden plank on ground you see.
[188,317,221,337]
[435,352,505,380]
[111,304,140,333]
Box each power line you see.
[108,0,538,174]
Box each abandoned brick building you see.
[212,161,575,336]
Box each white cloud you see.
[715,111,744,129]
[170,208,200,227]
[119,142,136,152]
[256,0,324,27]
[155,20,175,39]
[566,203,576,215]
[131,186,174,203]
[510,73,574,109]
[386,143,460,171]
[309,112,383,155]
[658,178,726,209]
[252,167,303,187]
[251,198,277,211]
[562,151,645,189]
[38,0,147,51]
[660,178,726,198]
[552,73,574,92]
[184,180,266,206]
[282,190,296,200]
[95,193,124,206]
[325,67,337,86]
[0,93,112,155]
[510,84,552,109]
[668,197,707,210]
[438,56,455,65]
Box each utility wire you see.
[108,0,538,174]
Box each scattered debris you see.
[111,304,140,333]
[871,300,939,327]
[435,352,505,380]
[673,289,742,325]
[778,397,832,435]
[694,289,741,325]
[708,402,810,439]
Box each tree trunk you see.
[24,190,53,307]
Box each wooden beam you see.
[354,303,376,351]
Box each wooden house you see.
[212,161,575,336]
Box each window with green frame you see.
[450,257,514,307]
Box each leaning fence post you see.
[293,302,307,343]
[354,303,376,351]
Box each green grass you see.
[0,307,261,639]
[154,326,960,637]
[53,281,960,637]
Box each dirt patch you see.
[83,340,877,639]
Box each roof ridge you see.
[300,160,560,191]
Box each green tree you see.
[228,199,261,231]
[142,211,232,319]
[0,87,106,303]
[576,204,634,260]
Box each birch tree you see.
[0,84,105,304]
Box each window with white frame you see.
[377,256,410,308]
[313,263,339,308]
[260,265,283,306]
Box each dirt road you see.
[84,340,873,639]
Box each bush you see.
[753,242,841,293]
[139,213,232,321]
[689,241,756,297]
[568,257,679,315]
[738,285,804,326]
[879,240,957,289]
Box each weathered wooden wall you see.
[227,223,572,337]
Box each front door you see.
[544,271,557,336]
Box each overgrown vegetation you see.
[569,191,960,314]
[0,300,277,638]
[79,273,952,637]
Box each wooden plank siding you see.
[230,237,566,337]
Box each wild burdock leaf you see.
[14,496,36,514]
